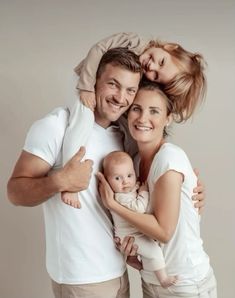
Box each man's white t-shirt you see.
[24,107,126,284]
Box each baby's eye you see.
[128,174,133,178]
[115,176,121,181]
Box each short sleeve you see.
[150,143,192,184]
[23,107,69,166]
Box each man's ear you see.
[163,43,179,52]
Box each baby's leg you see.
[61,192,81,208]
[154,268,178,288]
[134,235,177,288]
[61,100,94,208]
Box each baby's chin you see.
[118,187,133,193]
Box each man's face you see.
[95,64,141,128]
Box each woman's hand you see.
[138,181,148,193]
[96,172,115,209]
[193,168,205,214]
[79,90,96,111]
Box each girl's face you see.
[128,89,171,145]
[139,47,180,84]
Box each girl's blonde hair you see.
[147,40,207,122]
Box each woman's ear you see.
[166,114,173,127]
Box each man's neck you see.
[94,112,111,129]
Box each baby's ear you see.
[163,43,179,51]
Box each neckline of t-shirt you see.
[144,142,173,181]
[94,122,119,133]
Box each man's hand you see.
[80,90,96,111]
[114,236,143,271]
[193,168,205,214]
[57,146,93,193]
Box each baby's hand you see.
[139,181,148,193]
[80,90,96,111]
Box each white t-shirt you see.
[141,143,210,286]
[24,107,126,284]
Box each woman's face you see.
[128,89,171,145]
[139,47,180,84]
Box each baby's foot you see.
[61,192,81,208]
[160,275,178,288]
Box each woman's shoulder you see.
[158,142,188,160]
[151,142,190,173]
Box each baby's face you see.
[106,160,136,193]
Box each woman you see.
[97,80,217,298]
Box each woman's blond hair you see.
[146,40,207,122]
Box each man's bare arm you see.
[7,147,93,207]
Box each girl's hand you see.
[96,172,115,209]
[79,90,96,111]
[193,168,205,214]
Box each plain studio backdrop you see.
[1,0,234,297]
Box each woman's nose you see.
[138,111,148,122]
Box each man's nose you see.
[115,89,126,103]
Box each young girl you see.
[97,80,217,297]
[62,32,206,207]
[102,150,177,288]
[75,32,206,121]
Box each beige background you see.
[1,0,234,297]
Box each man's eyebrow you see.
[109,78,120,85]
[127,86,138,90]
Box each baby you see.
[102,150,177,288]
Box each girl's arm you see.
[75,32,145,93]
[97,170,183,243]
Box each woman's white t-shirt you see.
[141,143,210,285]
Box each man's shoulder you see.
[24,107,69,165]
[30,107,69,136]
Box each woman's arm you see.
[75,32,144,92]
[97,170,183,243]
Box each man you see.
[7,48,142,298]
[7,48,204,298]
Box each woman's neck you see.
[138,139,165,182]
